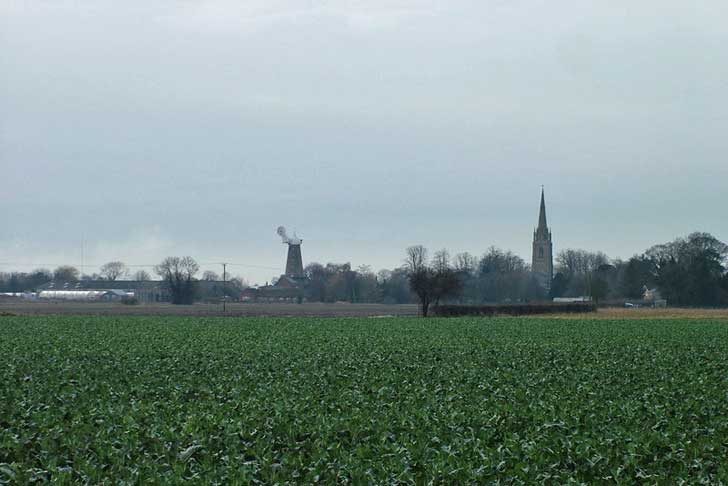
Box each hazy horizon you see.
[2,1,726,285]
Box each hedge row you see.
[432,302,596,317]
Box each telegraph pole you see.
[222,262,227,313]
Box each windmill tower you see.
[277,226,304,279]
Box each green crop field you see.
[1,316,728,484]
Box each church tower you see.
[531,188,553,291]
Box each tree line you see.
[0,258,246,305]
[300,231,728,310]
[1,232,726,307]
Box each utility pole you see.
[222,262,227,313]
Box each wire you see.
[0,262,282,271]
[201,262,281,270]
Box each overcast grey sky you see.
[2,1,726,284]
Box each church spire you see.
[537,186,547,231]
[532,186,553,291]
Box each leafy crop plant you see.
[1,316,727,483]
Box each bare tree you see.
[432,250,462,307]
[451,252,479,303]
[228,276,249,290]
[100,261,128,280]
[304,263,328,302]
[355,265,381,303]
[405,245,434,316]
[133,270,151,281]
[405,245,428,273]
[404,246,462,316]
[53,265,79,282]
[556,249,610,297]
[477,247,531,302]
[154,256,200,304]
[202,270,220,281]
[432,249,451,273]
[454,252,477,275]
[556,249,609,277]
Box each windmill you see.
[276,226,304,279]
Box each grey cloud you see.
[2,1,726,283]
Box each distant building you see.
[553,297,591,303]
[242,226,307,303]
[36,279,244,303]
[37,289,129,301]
[37,280,168,303]
[642,286,667,307]
[0,292,35,301]
[531,188,554,291]
[642,286,662,302]
[241,277,304,303]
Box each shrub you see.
[120,296,138,305]
[432,302,596,317]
